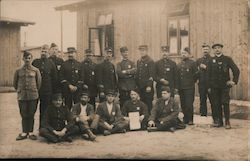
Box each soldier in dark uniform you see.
[135,45,155,114]
[48,43,64,93]
[39,93,78,143]
[155,46,178,98]
[32,44,57,129]
[208,43,240,129]
[116,46,137,107]
[122,89,149,130]
[177,47,198,125]
[60,47,84,109]
[147,86,185,132]
[96,47,118,103]
[80,49,98,108]
[196,44,213,117]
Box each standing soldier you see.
[116,46,137,107]
[48,43,64,93]
[135,45,155,114]
[208,43,240,129]
[80,49,98,108]
[177,47,198,125]
[196,44,212,117]
[60,47,83,109]
[14,51,41,141]
[96,47,118,103]
[32,44,57,129]
[155,46,178,98]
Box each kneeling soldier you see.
[147,86,185,132]
[39,93,77,143]
[122,89,149,130]
[96,90,128,136]
[71,91,98,141]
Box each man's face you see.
[139,49,147,57]
[130,91,139,101]
[80,95,89,105]
[162,91,170,100]
[202,47,210,55]
[51,46,59,56]
[52,98,63,108]
[106,94,115,103]
[161,50,169,59]
[23,55,32,65]
[41,48,49,58]
[213,46,222,55]
[105,51,113,60]
[121,51,129,60]
[181,51,189,59]
[68,52,76,60]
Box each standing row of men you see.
[13,42,240,141]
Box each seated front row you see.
[39,87,185,143]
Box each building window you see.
[88,13,114,56]
[168,16,189,55]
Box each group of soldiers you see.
[13,42,240,143]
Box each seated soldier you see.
[122,89,149,130]
[71,92,99,141]
[147,86,186,132]
[96,89,128,136]
[39,93,77,143]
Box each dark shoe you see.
[169,127,175,133]
[147,127,158,132]
[87,130,96,141]
[225,121,231,129]
[103,130,111,136]
[16,133,28,141]
[188,121,194,125]
[63,136,73,143]
[121,129,126,133]
[28,134,37,140]
[81,134,89,140]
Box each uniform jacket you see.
[135,55,155,89]
[96,102,124,125]
[49,56,64,92]
[121,99,148,117]
[60,59,83,91]
[177,58,198,90]
[116,59,137,91]
[80,58,98,96]
[208,54,240,89]
[196,54,211,87]
[96,59,118,92]
[148,97,179,123]
[41,104,74,132]
[13,64,41,100]
[155,58,177,90]
[71,103,95,122]
[32,58,57,95]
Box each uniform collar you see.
[23,64,32,70]
[215,53,223,58]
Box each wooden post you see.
[60,11,63,54]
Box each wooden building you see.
[55,0,250,100]
[0,17,35,86]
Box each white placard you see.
[128,112,141,130]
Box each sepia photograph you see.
[0,0,249,160]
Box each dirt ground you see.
[0,93,249,160]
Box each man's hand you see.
[200,63,207,69]
[146,86,151,93]
[104,122,113,130]
[100,92,105,98]
[226,81,235,87]
[57,128,66,137]
[79,115,89,122]
[53,130,59,136]
[160,79,169,85]
[139,115,144,122]
[124,117,130,121]
[174,89,178,94]
[208,88,211,94]
[69,84,77,92]
[122,70,127,74]
[148,120,155,127]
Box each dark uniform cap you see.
[212,43,223,49]
[23,51,32,58]
[105,47,113,52]
[161,86,171,93]
[138,45,148,50]
[67,47,77,53]
[161,46,169,52]
[120,46,128,53]
[84,49,92,55]
[52,93,63,100]
[183,47,190,53]
[81,86,89,96]
[105,89,116,96]
[202,43,210,48]
[50,43,57,48]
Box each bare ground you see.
[0,93,249,160]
